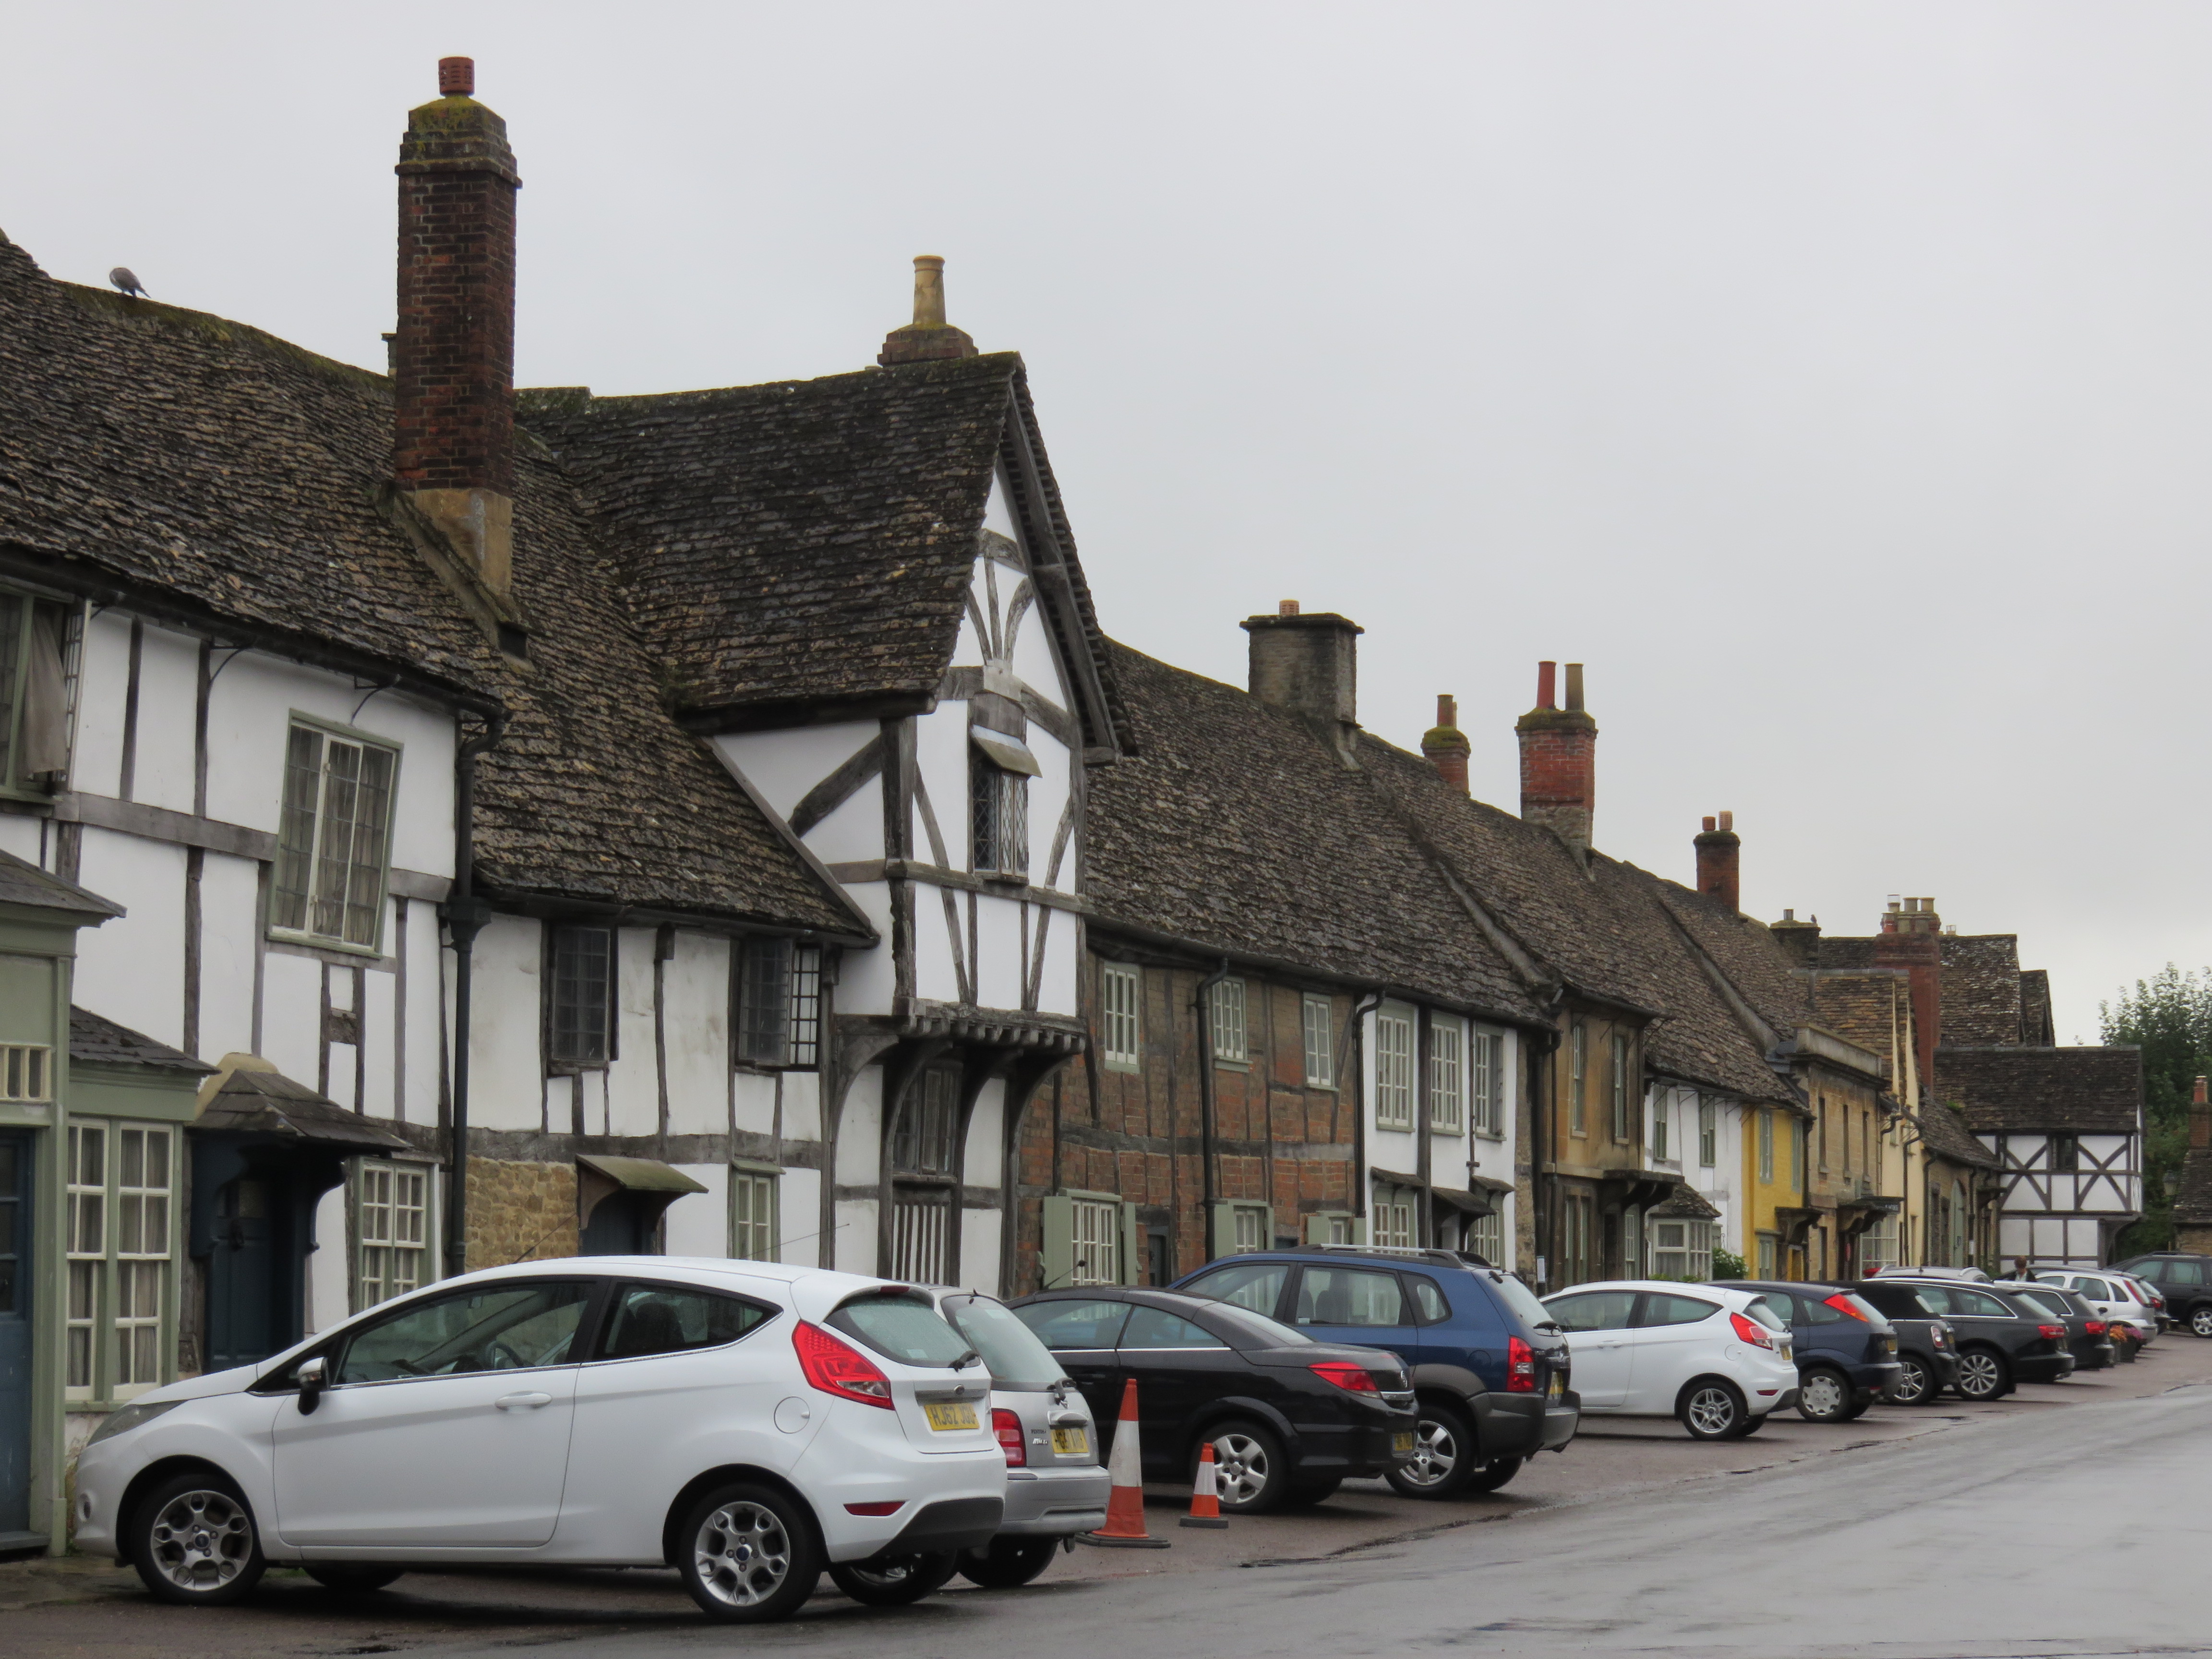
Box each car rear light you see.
[1506,1335,1538,1392]
[2036,1323,2067,1343]
[793,1321,895,1409]
[1822,1293,1870,1322]
[991,1407,1026,1467]
[1309,1361,1381,1394]
[845,1501,903,1516]
[2085,1321,2105,1336]
[1729,1311,1778,1352]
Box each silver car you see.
[930,1289,1111,1588]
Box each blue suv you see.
[1171,1247,1578,1496]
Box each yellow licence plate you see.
[1050,1427,1090,1457]
[1548,1371,1564,1400]
[924,1402,979,1432]
[1392,1431,1415,1455]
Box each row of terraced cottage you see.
[0,61,2142,1551]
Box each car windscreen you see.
[1199,1301,1312,1348]
[941,1295,1064,1390]
[1485,1270,1561,1332]
[827,1291,974,1368]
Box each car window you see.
[941,1295,1065,1391]
[1487,1271,1559,1330]
[1950,1289,2014,1318]
[2167,1261,2204,1286]
[597,1284,770,1360]
[1412,1278,1452,1323]
[1180,1261,1288,1318]
[336,1281,593,1384]
[1544,1290,1637,1332]
[1295,1267,1410,1327]
[2077,1277,2111,1299]
[1799,1295,1845,1325]
[1014,1298,1130,1350]
[2008,1289,2070,1321]
[1903,1285,1951,1316]
[1202,1302,1313,1348]
[1120,1307,1229,1349]
[1638,1294,1719,1328]
[828,1291,973,1366]
[1743,1298,1790,1332]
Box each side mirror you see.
[297,1355,327,1416]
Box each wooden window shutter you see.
[1040,1195,1075,1291]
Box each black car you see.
[1708,1280,1903,1422]
[1009,1288,1418,1513]
[2110,1253,2212,1336]
[1855,1277,2073,1400]
[1997,1281,2116,1371]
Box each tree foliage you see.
[2101,964,2212,1255]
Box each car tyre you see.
[1678,1378,1748,1441]
[1795,1366,1854,1424]
[1465,1455,1525,1492]
[957,1537,1059,1589]
[1727,1410,1767,1438]
[305,1565,405,1593]
[1953,1346,2009,1402]
[829,1551,959,1607]
[128,1470,266,1606]
[1889,1354,1938,1405]
[676,1481,822,1623]
[1205,1420,1292,1515]
[1384,1400,1478,1500]
[2189,1305,2212,1339]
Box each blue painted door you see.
[0,1134,32,1534]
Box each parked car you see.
[2110,1253,2212,1336]
[2039,1270,2159,1354]
[1872,1265,1993,1283]
[1853,1276,2074,1400]
[2110,1270,2170,1332]
[73,1260,1008,1623]
[1170,1246,1578,1497]
[1707,1281,1901,1422]
[1539,1281,1797,1440]
[1995,1281,2115,1372]
[906,1287,1112,1590]
[1008,1287,1417,1513]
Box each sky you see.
[5,2,2207,1043]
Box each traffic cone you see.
[1178,1439,1228,1529]
[1076,1378,1169,1549]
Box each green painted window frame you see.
[729,1164,779,1263]
[63,1119,178,1407]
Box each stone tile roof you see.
[1936,1045,2143,1134]
[195,1064,412,1150]
[1083,645,1544,1022]
[0,847,123,921]
[70,1005,213,1072]
[2171,1140,2212,1226]
[1940,935,2026,1046]
[1800,970,1909,1077]
[1911,1099,2000,1171]
[2019,970,2056,1045]
[518,357,1124,748]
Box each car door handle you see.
[495,1392,553,1411]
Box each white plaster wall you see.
[196,853,261,1061]
[308,1185,349,1331]
[951,604,989,667]
[913,701,970,868]
[780,1167,823,1266]
[972,894,1025,1012]
[606,927,661,1138]
[131,625,201,815]
[1034,908,1078,1018]
[802,785,882,868]
[662,931,729,1138]
[983,469,1020,541]
[837,884,897,1015]
[398,903,445,1125]
[0,815,39,864]
[733,1070,779,1139]
[1008,597,1071,711]
[780,1069,822,1143]
[361,969,396,1118]
[964,1079,1005,1190]
[72,828,187,1046]
[664,1166,728,1259]
[713,723,880,821]
[1025,728,1072,890]
[835,1199,878,1275]
[961,1207,1002,1293]
[468,916,544,1131]
[260,950,321,1084]
[73,610,132,796]
[913,885,964,1006]
[838,1067,883,1186]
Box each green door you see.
[0,1133,31,1535]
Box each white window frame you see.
[1209,978,1248,1063]
[1230,1202,1271,1255]
[1375,1010,1415,1129]
[1651,1088,1669,1162]
[1569,1023,1587,1135]
[1472,1031,1504,1136]
[1652,1218,1712,1280]
[1699,1096,1718,1167]
[354,1159,433,1312]
[271,715,400,953]
[1758,1108,1775,1182]
[1429,1019,1465,1134]
[1072,1197,1121,1284]
[1301,994,1334,1088]
[730,1167,779,1263]
[65,1122,104,1399]
[1610,1033,1630,1142]
[1100,963,1142,1073]
[1468,1205,1504,1264]
[1372,1184,1417,1250]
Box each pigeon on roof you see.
[108,266,145,298]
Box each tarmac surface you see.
[6,1334,2207,1658]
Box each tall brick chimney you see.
[1516,661,1597,855]
[1421,695,1470,793]
[1874,893,1943,1090]
[880,256,979,365]
[1694,811,1740,910]
[2193,1077,2209,1150]
[1243,603,1363,766]
[394,57,519,598]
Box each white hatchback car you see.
[1540,1280,1799,1440]
[73,1258,1008,1623]
[2036,1270,2159,1354]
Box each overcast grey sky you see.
[6,2,2205,1042]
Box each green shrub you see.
[1709,1247,1748,1280]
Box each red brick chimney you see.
[880,256,979,365]
[394,56,519,597]
[1516,661,1597,855]
[1421,695,1470,793]
[2193,1076,2209,1150]
[1874,894,1943,1090]
[1694,811,1740,910]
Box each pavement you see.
[6,1334,2209,1657]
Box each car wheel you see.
[1384,1401,1478,1500]
[1954,1347,2009,1401]
[1465,1455,1525,1492]
[305,1565,405,1593]
[829,1551,959,1608]
[129,1471,266,1606]
[957,1537,1060,1589]
[676,1482,823,1623]
[1678,1379,1748,1441]
[1205,1421,1291,1515]
[1889,1355,1936,1405]
[1796,1366,1853,1424]
[2189,1305,2212,1339]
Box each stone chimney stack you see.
[1421,695,1470,793]
[1243,603,1363,767]
[2193,1077,2210,1150]
[1874,893,1944,1089]
[879,256,980,365]
[1770,907,1822,966]
[1516,661,1597,854]
[1694,811,1741,911]
[394,57,520,597]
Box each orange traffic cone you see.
[1076,1378,1169,1550]
[1179,1439,1228,1529]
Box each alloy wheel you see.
[693,1500,793,1609]
[2189,1306,2212,1339]
[1891,1357,1930,1404]
[146,1489,254,1594]
[1211,1432,1272,1505]
[1956,1351,2003,1399]
[1684,1385,1739,1437]
[1397,1417,1462,1490]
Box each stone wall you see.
[465,1156,577,1269]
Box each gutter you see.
[1348,991,1382,1238]
[441,713,506,1278]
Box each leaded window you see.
[1375,1010,1414,1128]
[272,722,397,949]
[737,938,823,1068]
[549,926,613,1067]
[970,745,1030,877]
[1100,963,1142,1072]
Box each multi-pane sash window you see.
[1794,1117,1808,1193]
[1652,1219,1712,1280]
[1468,1206,1504,1265]
[1209,978,1248,1063]
[1372,1188,1417,1250]
[1231,1204,1269,1254]
[1757,1108,1775,1181]
[730,1170,778,1263]
[549,926,613,1067]
[0,1044,50,1102]
[273,722,397,949]
[63,1123,175,1399]
[357,1162,429,1310]
[893,1066,961,1175]
[66,1124,104,1393]
[1652,1089,1669,1161]
[970,735,1032,878]
[737,938,823,1068]
[1430,1022,1464,1133]
[1610,1034,1630,1142]
[1071,1198,1120,1284]
[1569,1023,1587,1135]
[1699,1097,1718,1167]
[1302,994,1334,1087]
[1472,1032,1503,1135]
[114,1129,171,1389]
[1757,1234,1778,1277]
[1100,963,1142,1072]
[1375,1010,1414,1128]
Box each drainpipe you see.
[441,715,505,1279]
[1349,992,1381,1238]
[1193,959,1231,1225]
[1530,993,1563,1286]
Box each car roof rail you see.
[1286,1244,1489,1270]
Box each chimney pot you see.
[1516,661,1597,855]
[1536,661,1556,710]
[1279,599,1300,616]
[1563,663,1585,712]
[1421,692,1470,793]
[1702,816,1717,832]
[1782,908,1795,922]
[439,56,475,96]
[1717,809,1732,832]
[879,254,979,365]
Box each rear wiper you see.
[1534,1321,1566,1334]
[949,1349,983,1371]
